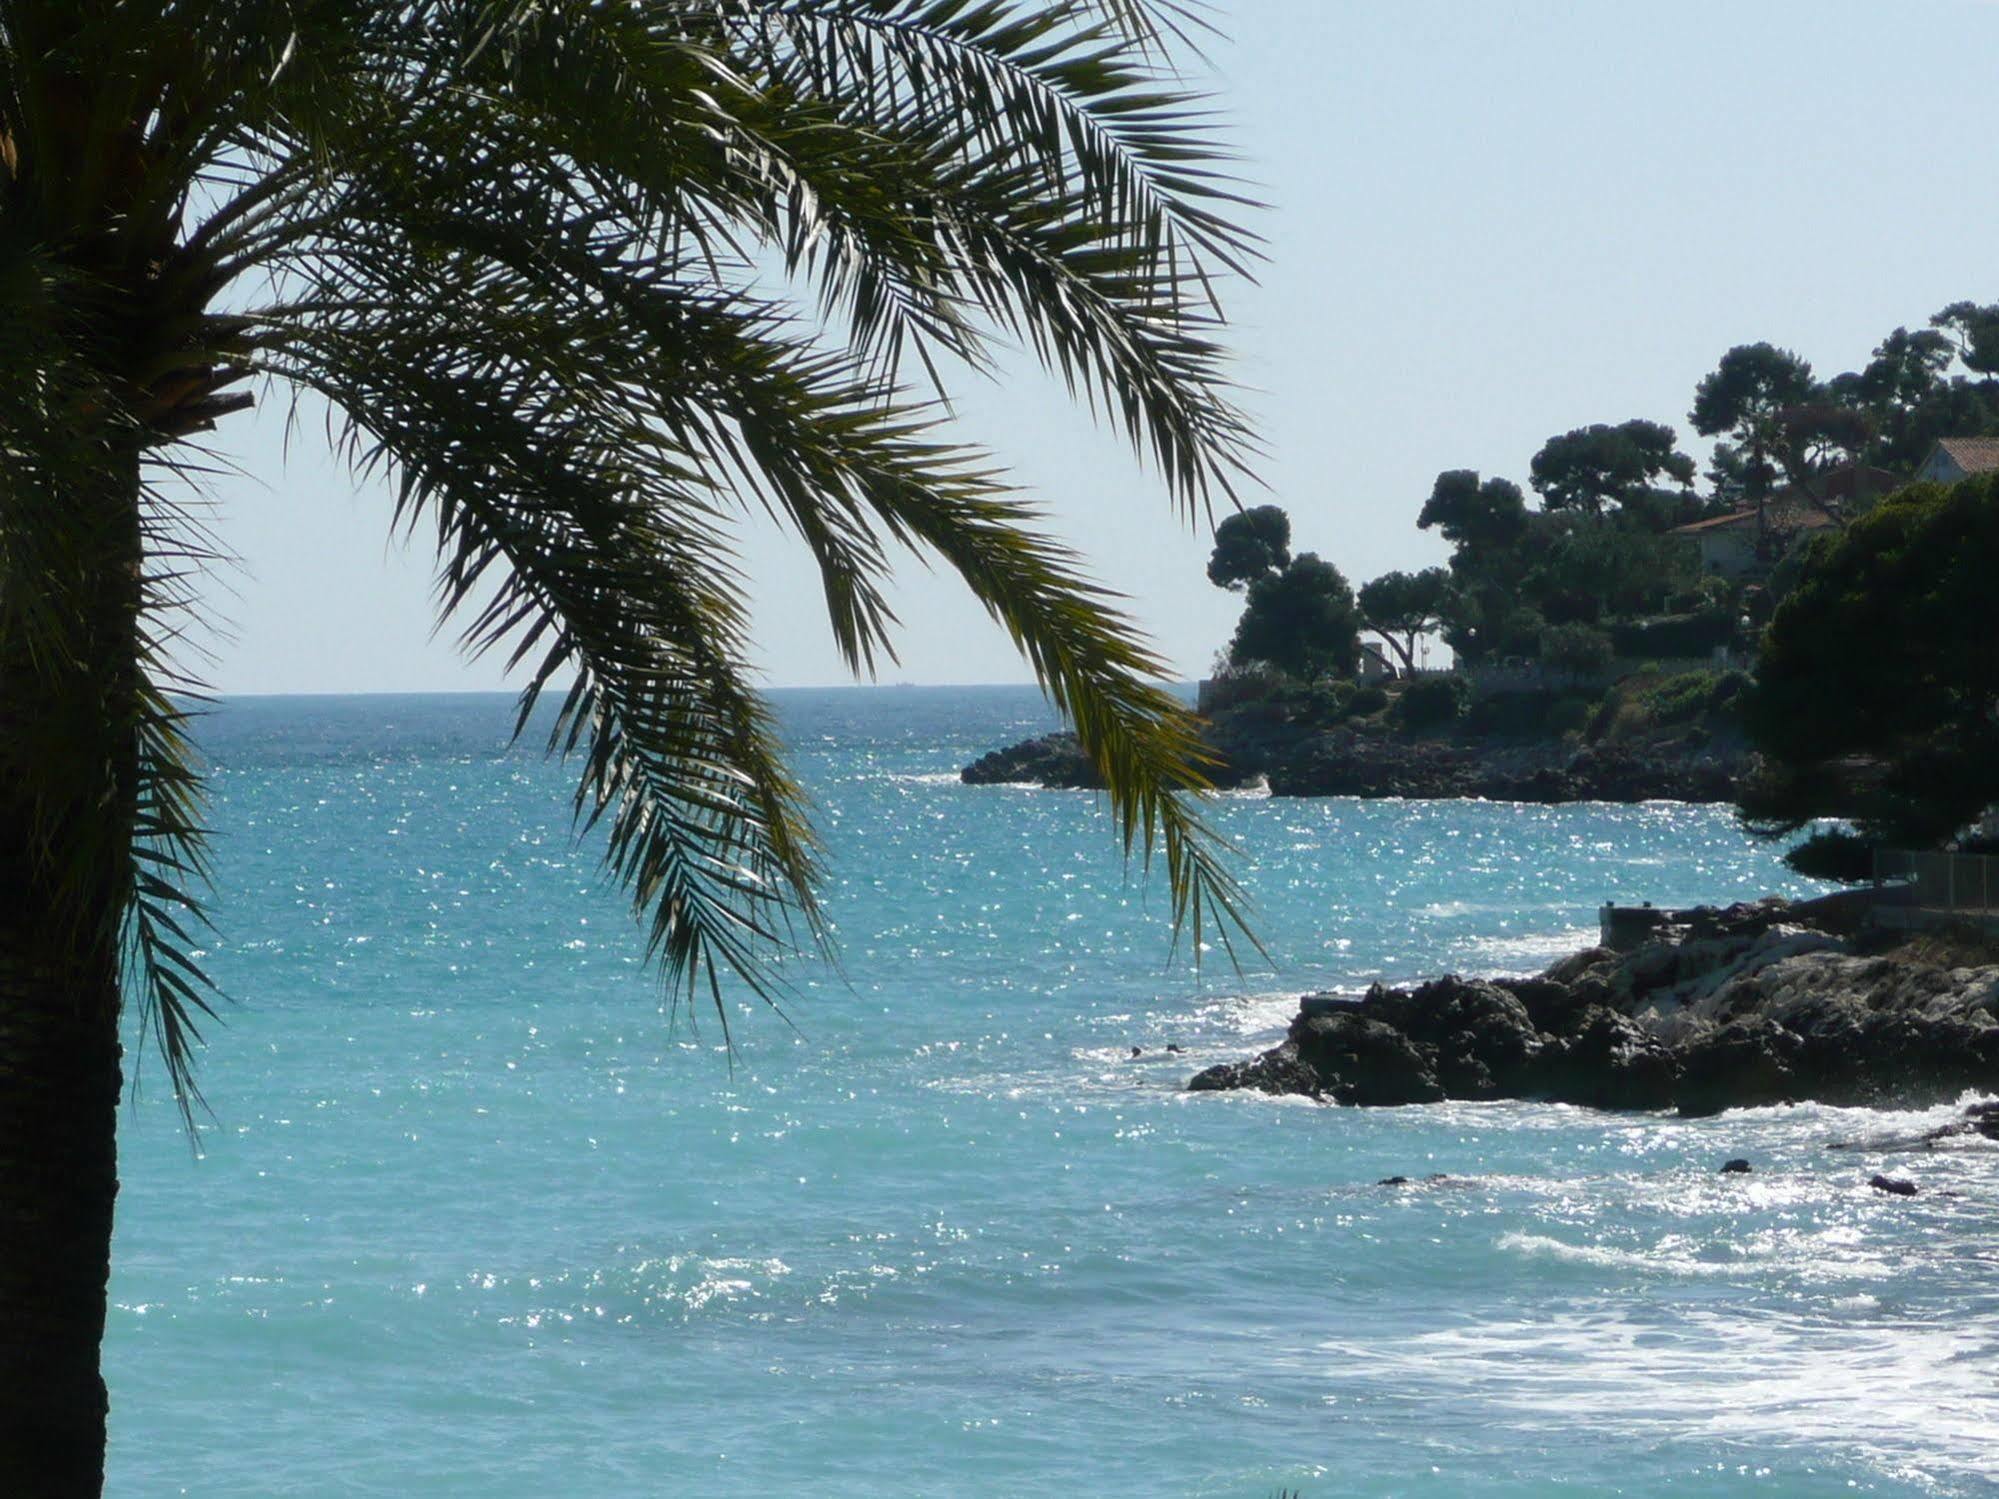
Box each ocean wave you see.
[1495,1230,1895,1283]
[1316,1305,1999,1490]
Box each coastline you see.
[1186,895,1999,1120]
[961,704,1750,804]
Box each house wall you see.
[1917,450,1967,485]
[1697,530,1758,578]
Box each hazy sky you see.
[199,0,1999,695]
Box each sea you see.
[105,686,1999,1497]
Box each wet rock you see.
[1370,977,1540,1099]
[1377,1176,1410,1186]
[1531,1009,1677,1111]
[1186,1044,1320,1099]
[1720,1159,1752,1174]
[1673,1019,1803,1117]
[1189,901,1999,1115]
[1292,1011,1445,1106]
[1869,1174,1919,1197]
[960,733,1102,789]
[1967,1101,1999,1140]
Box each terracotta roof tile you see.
[1937,437,1999,474]
[1668,499,1838,536]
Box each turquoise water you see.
[106,688,1999,1497]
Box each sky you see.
[197,0,1999,695]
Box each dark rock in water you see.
[1378,1175,1410,1186]
[1369,977,1540,1100]
[960,732,1102,789]
[1532,1009,1678,1111]
[1675,1019,1802,1117]
[1186,1045,1322,1098]
[1720,1159,1752,1174]
[1869,1174,1919,1197]
[1294,1010,1445,1106]
[1188,898,1999,1115]
[1830,1100,1999,1151]
[1130,1046,1143,1058]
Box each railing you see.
[1873,848,1999,914]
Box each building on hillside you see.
[1667,462,1903,579]
[1801,463,1904,514]
[1358,641,1396,682]
[1668,494,1839,579]
[1915,437,1999,485]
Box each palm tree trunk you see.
[0,446,143,1497]
[0,896,123,1497]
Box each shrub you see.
[1609,611,1733,659]
[1644,669,1718,725]
[1538,622,1614,676]
[1271,676,1351,726]
[1344,684,1389,718]
[1395,674,1467,731]
[1545,695,1595,737]
[1783,829,1875,884]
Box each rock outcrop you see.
[960,733,1103,790]
[963,719,1746,803]
[1189,899,1999,1114]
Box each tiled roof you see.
[1936,437,1999,474]
[1668,499,1838,536]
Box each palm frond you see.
[2,0,1261,1101]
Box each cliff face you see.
[1188,900,1999,1115]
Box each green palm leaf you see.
[2,0,1260,1092]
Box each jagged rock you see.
[959,732,1101,789]
[1189,900,1999,1115]
[1674,1019,1803,1117]
[1532,1008,1678,1110]
[1186,1044,1321,1098]
[1292,1011,1445,1106]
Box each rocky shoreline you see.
[961,723,1744,803]
[1188,897,1999,1116]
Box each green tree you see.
[1417,469,1530,550]
[1206,504,1292,590]
[1689,342,1817,500]
[1740,475,1999,868]
[0,3,1257,1488]
[1527,419,1695,518]
[1357,566,1452,674]
[1229,553,1362,681]
[1856,326,1954,409]
[1930,300,1999,379]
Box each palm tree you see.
[0,1,1256,1490]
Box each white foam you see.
[1317,1304,1999,1486]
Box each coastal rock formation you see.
[960,729,1266,792]
[1189,899,1999,1114]
[960,732,1103,789]
[1260,732,1740,803]
[962,719,1746,803]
